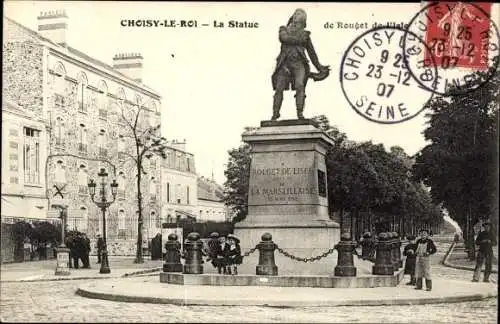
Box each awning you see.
[1,195,48,220]
[175,209,196,219]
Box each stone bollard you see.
[163,233,183,273]
[183,232,204,274]
[256,233,278,276]
[393,232,403,269]
[334,232,357,277]
[372,232,394,275]
[389,232,401,269]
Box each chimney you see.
[113,53,143,83]
[37,10,68,46]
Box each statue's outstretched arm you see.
[279,26,308,45]
[306,37,327,71]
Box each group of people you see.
[205,233,243,275]
[401,221,495,291]
[65,232,92,269]
[403,229,437,291]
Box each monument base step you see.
[159,269,404,288]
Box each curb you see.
[1,267,163,283]
[121,267,162,278]
[443,242,498,274]
[75,286,497,307]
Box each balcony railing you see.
[98,109,107,119]
[78,186,88,195]
[99,148,108,157]
[78,143,88,153]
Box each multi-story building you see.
[160,140,198,227]
[197,176,231,222]
[3,12,162,253]
[1,100,50,223]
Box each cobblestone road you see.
[0,243,497,323]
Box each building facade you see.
[197,176,231,222]
[160,140,198,227]
[3,12,162,251]
[1,100,50,223]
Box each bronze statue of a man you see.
[271,9,330,120]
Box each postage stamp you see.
[340,26,437,124]
[403,1,500,96]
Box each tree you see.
[223,143,251,224]
[413,68,499,256]
[31,221,60,244]
[119,100,169,263]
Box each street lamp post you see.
[54,204,70,275]
[88,168,118,274]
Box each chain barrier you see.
[242,246,258,258]
[275,245,336,263]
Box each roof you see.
[197,177,225,202]
[4,15,159,96]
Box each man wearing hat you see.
[206,232,222,272]
[472,220,495,282]
[270,8,330,120]
[414,229,437,291]
[96,234,104,264]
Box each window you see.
[176,184,181,204]
[167,182,170,202]
[23,127,41,184]
[54,160,66,184]
[79,206,88,231]
[55,117,64,146]
[187,186,190,205]
[98,130,107,157]
[187,157,191,172]
[78,165,88,194]
[117,172,126,198]
[152,211,160,228]
[77,74,88,113]
[117,135,126,160]
[9,150,18,172]
[98,81,108,119]
[54,94,64,109]
[118,209,126,230]
[150,177,156,201]
[54,62,66,94]
[78,124,87,153]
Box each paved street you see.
[0,242,497,323]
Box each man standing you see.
[271,8,330,120]
[472,221,494,283]
[96,234,104,264]
[81,234,91,269]
[414,229,437,291]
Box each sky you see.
[4,1,474,185]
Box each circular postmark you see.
[340,26,437,124]
[403,1,500,96]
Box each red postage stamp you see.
[424,2,493,70]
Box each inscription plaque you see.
[248,151,318,205]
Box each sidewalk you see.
[0,255,163,282]
[76,275,497,307]
[444,243,498,274]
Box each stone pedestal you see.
[234,119,340,275]
[55,246,70,276]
